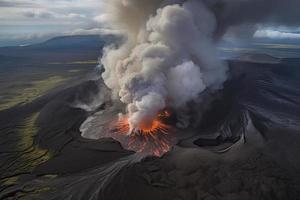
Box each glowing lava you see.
[109,111,173,157]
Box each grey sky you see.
[0,0,106,46]
[0,0,300,47]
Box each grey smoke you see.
[100,0,227,131]
[100,0,299,132]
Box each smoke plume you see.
[100,0,300,132]
[101,0,227,131]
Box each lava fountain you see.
[108,110,174,157]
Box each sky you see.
[0,0,300,47]
[0,0,107,46]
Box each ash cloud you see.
[100,0,299,132]
[101,0,227,131]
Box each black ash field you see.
[0,35,299,200]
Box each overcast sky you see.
[0,0,300,47]
[0,0,107,46]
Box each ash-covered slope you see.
[0,57,300,200]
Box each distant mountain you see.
[32,35,105,50]
[237,53,281,64]
[253,38,300,45]
[0,35,112,64]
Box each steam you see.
[101,0,227,131]
[99,0,300,132]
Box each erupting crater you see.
[92,111,175,156]
[107,110,175,157]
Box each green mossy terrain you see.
[18,112,52,171]
[49,60,98,65]
[0,76,67,111]
[0,113,53,193]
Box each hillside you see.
[0,35,108,65]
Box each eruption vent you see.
[110,110,174,156]
[101,0,228,132]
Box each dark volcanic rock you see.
[1,57,300,200]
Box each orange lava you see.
[109,111,173,157]
[133,118,170,135]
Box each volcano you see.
[81,108,175,157]
[1,0,300,198]
[0,52,300,199]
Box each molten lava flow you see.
[133,118,170,135]
[109,110,173,157]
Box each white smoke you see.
[167,61,205,108]
[101,0,227,131]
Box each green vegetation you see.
[0,76,67,111]
[0,113,55,195]
[49,60,98,65]
[18,112,52,171]
[42,174,58,179]
[1,176,19,187]
[68,69,82,73]
[69,60,98,64]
